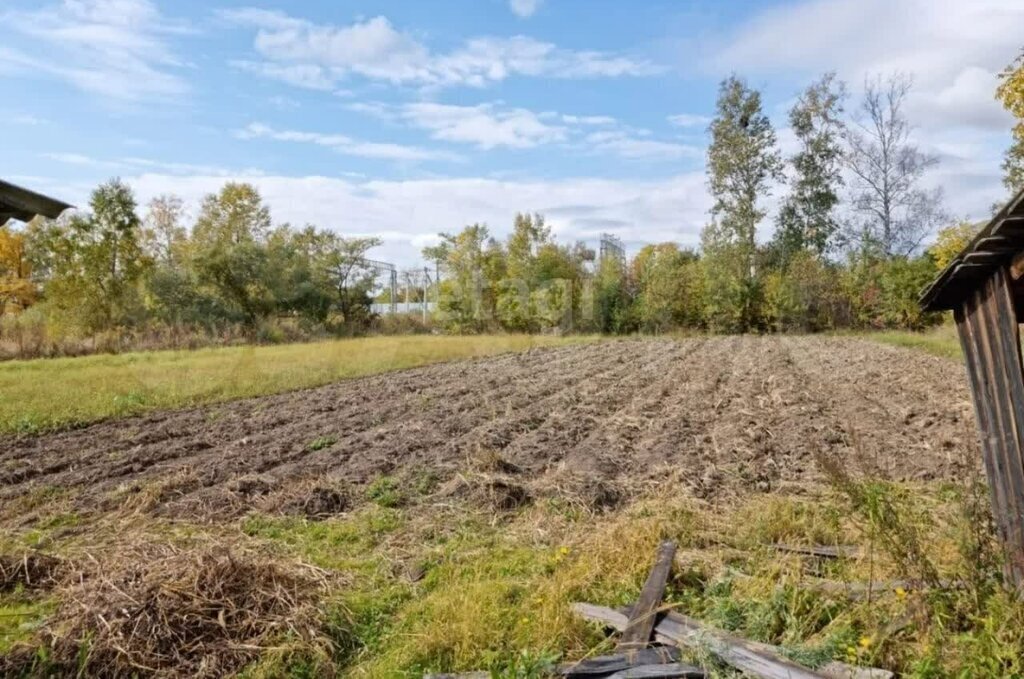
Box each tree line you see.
[4,56,1024,353]
[424,71,987,335]
[0,182,384,352]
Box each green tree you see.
[997,50,1024,194]
[774,73,846,261]
[317,232,381,330]
[191,183,275,326]
[497,213,551,331]
[594,248,630,333]
[703,76,783,331]
[632,243,703,332]
[763,250,843,332]
[42,179,149,330]
[435,224,502,332]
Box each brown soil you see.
[0,337,978,524]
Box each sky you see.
[2,0,1022,266]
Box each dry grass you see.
[1,537,344,678]
[0,334,597,434]
[3,476,1022,677]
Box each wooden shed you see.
[920,187,1024,588]
[0,178,72,223]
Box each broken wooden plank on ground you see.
[770,543,860,559]
[618,540,678,650]
[819,661,894,679]
[605,663,706,678]
[808,578,963,601]
[572,602,826,679]
[559,647,681,676]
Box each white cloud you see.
[268,95,301,110]
[221,8,659,90]
[346,100,696,159]
[708,0,1020,134]
[10,114,47,125]
[0,0,191,102]
[354,102,569,149]
[235,122,462,162]
[561,114,617,125]
[584,131,702,161]
[41,152,257,177]
[509,0,543,18]
[231,60,335,91]
[42,152,114,167]
[668,113,711,128]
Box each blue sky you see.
[2,0,1021,265]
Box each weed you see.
[306,435,338,452]
[366,476,404,508]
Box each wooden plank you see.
[606,664,706,678]
[997,216,1024,236]
[957,297,1012,549]
[975,272,1024,585]
[965,285,1019,584]
[819,662,894,679]
[955,269,1024,589]
[769,544,859,559]
[571,603,826,679]
[964,251,1009,265]
[617,540,677,649]
[975,236,1015,252]
[989,269,1024,581]
[559,648,681,676]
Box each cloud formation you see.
[235,122,463,162]
[0,0,191,102]
[221,8,660,90]
[509,0,543,18]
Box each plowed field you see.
[0,336,975,525]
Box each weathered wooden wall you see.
[954,266,1024,587]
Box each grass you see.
[227,481,1022,678]
[4,474,1022,677]
[0,334,596,434]
[859,324,963,361]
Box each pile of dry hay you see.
[2,540,345,677]
[0,552,64,593]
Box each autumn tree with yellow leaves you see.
[0,224,35,315]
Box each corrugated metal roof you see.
[0,178,73,223]
[920,186,1024,311]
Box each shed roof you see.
[0,178,73,224]
[920,186,1024,311]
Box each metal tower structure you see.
[399,267,434,321]
[361,258,398,314]
[599,233,625,268]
